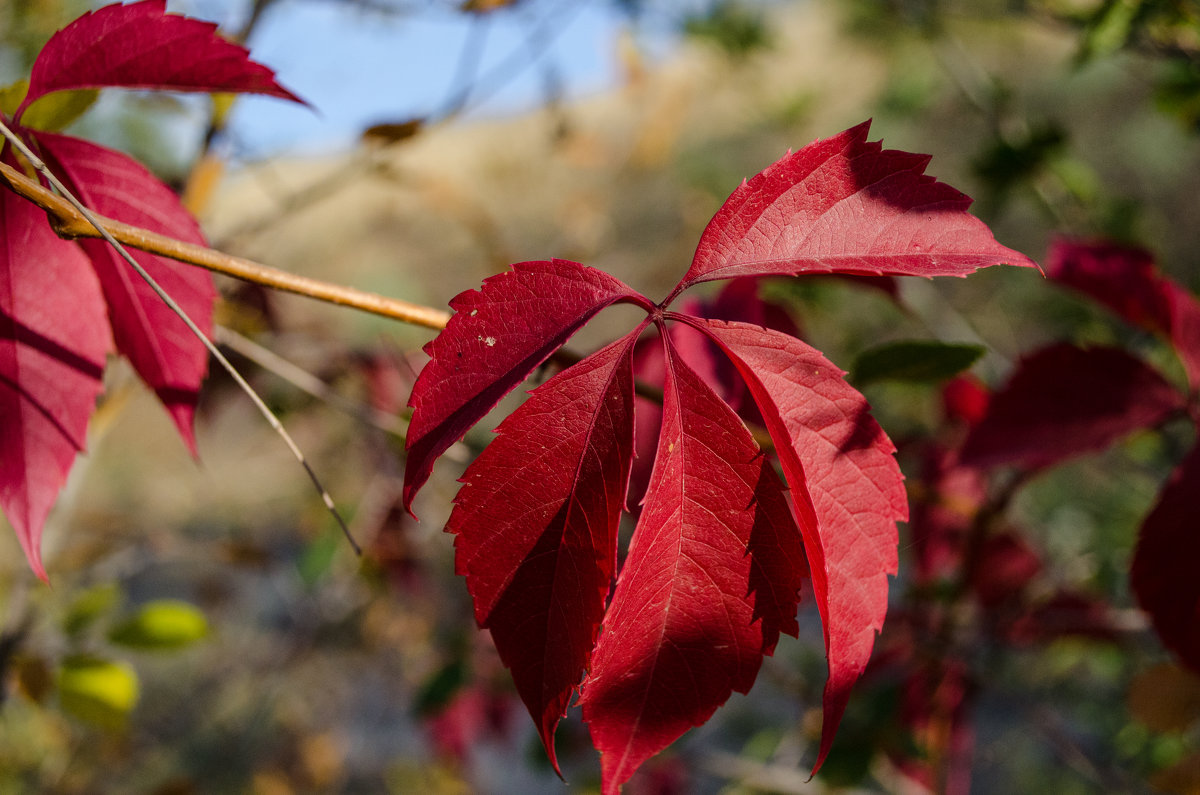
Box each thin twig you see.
[0,158,451,330]
[214,325,406,437]
[0,119,362,555]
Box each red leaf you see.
[404,260,647,510]
[579,334,806,795]
[424,685,518,763]
[907,445,987,585]
[1161,280,1200,392]
[941,374,990,427]
[1003,591,1118,646]
[1048,237,1200,390]
[970,532,1042,608]
[895,658,975,795]
[1046,239,1171,332]
[18,0,301,119]
[403,122,1032,786]
[447,330,639,773]
[961,343,1187,470]
[1131,442,1200,672]
[688,317,905,772]
[0,188,112,579]
[672,121,1038,295]
[36,132,215,452]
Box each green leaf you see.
[57,655,139,729]
[108,600,209,650]
[20,89,99,132]
[62,583,122,637]
[851,340,986,386]
[1078,0,1140,61]
[297,530,342,587]
[0,79,28,117]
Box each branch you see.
[0,159,451,330]
[0,154,664,400]
[0,119,361,556]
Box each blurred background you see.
[1,0,1199,792]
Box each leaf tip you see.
[538,715,566,780]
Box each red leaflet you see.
[0,189,112,579]
[579,337,806,794]
[18,0,300,119]
[961,343,1187,470]
[37,132,215,451]
[627,304,725,509]
[688,317,906,772]
[1131,443,1200,673]
[447,331,639,773]
[1048,237,1200,390]
[404,122,1033,790]
[674,120,1037,294]
[404,260,646,509]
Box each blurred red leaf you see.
[942,375,990,427]
[424,685,517,762]
[1047,239,1171,332]
[961,343,1187,470]
[1004,591,1118,646]
[1131,443,1200,673]
[895,659,974,795]
[970,532,1042,608]
[1048,238,1200,390]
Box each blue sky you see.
[178,0,678,158]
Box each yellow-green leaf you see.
[210,92,236,127]
[20,89,99,132]
[108,600,209,650]
[0,79,29,117]
[57,656,139,729]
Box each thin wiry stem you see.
[0,118,362,555]
[0,158,451,329]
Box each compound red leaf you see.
[36,131,214,452]
[403,123,1035,786]
[687,317,905,773]
[0,188,112,580]
[1131,442,1200,673]
[404,260,647,510]
[579,334,806,795]
[447,330,639,774]
[18,0,301,119]
[673,120,1037,294]
[960,343,1186,471]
